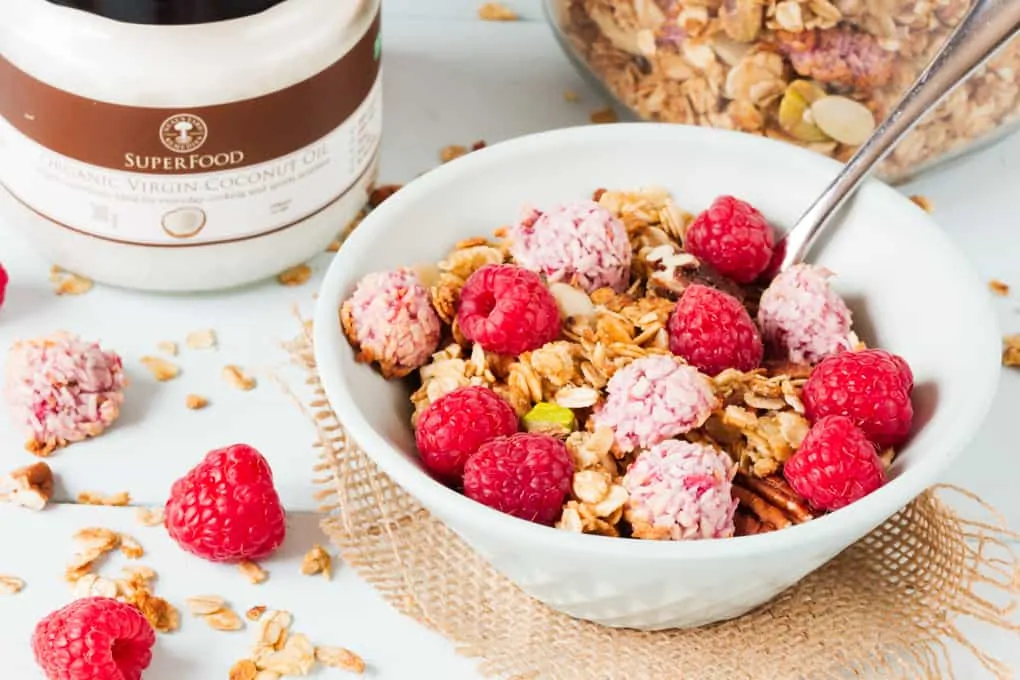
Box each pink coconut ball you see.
[590,355,717,453]
[508,201,632,293]
[757,264,853,365]
[623,439,738,540]
[4,331,127,456]
[342,268,442,379]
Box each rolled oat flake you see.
[1,0,383,291]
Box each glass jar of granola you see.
[544,0,1020,183]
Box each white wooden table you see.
[1,2,1018,677]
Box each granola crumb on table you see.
[1002,334,1020,367]
[49,266,94,296]
[141,355,181,382]
[989,279,1010,296]
[478,2,519,22]
[185,328,218,350]
[0,461,54,510]
[185,393,210,410]
[340,185,916,541]
[77,490,132,507]
[0,575,26,595]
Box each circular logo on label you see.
[159,114,208,154]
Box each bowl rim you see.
[313,122,1002,560]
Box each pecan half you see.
[733,473,819,531]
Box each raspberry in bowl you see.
[314,124,999,630]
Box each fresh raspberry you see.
[802,349,914,447]
[684,196,775,284]
[165,444,286,563]
[415,386,519,485]
[0,263,8,311]
[32,597,155,680]
[462,432,573,525]
[667,284,763,376]
[457,264,560,355]
[783,415,887,511]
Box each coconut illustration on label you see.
[161,207,207,239]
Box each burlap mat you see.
[284,320,1020,680]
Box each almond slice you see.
[156,341,179,356]
[185,595,226,616]
[119,533,145,559]
[239,560,268,584]
[135,507,165,527]
[316,646,366,673]
[77,490,131,506]
[205,608,244,632]
[277,264,312,287]
[478,2,518,20]
[140,356,180,381]
[185,329,217,350]
[810,95,876,146]
[185,394,209,410]
[229,660,258,680]
[0,575,25,595]
[223,365,256,391]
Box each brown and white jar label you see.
[0,12,382,246]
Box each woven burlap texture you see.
[287,324,1020,680]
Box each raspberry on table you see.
[165,443,286,563]
[0,262,8,310]
[340,268,442,379]
[590,355,718,453]
[4,331,127,457]
[462,432,573,525]
[32,597,155,680]
[667,284,763,376]
[802,348,915,447]
[415,386,519,485]
[783,415,887,511]
[457,264,561,356]
[507,201,632,293]
[683,195,775,284]
[757,263,853,365]
[623,440,738,540]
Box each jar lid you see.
[45,0,289,25]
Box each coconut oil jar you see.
[0,0,382,291]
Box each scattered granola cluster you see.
[0,273,363,679]
[63,527,180,634]
[341,186,916,539]
[228,609,365,678]
[15,441,360,679]
[550,0,1020,181]
[0,461,54,510]
[49,265,93,296]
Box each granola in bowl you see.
[339,186,916,541]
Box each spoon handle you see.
[776,0,1020,272]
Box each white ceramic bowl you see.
[313,124,1001,631]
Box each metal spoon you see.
[775,0,1020,273]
